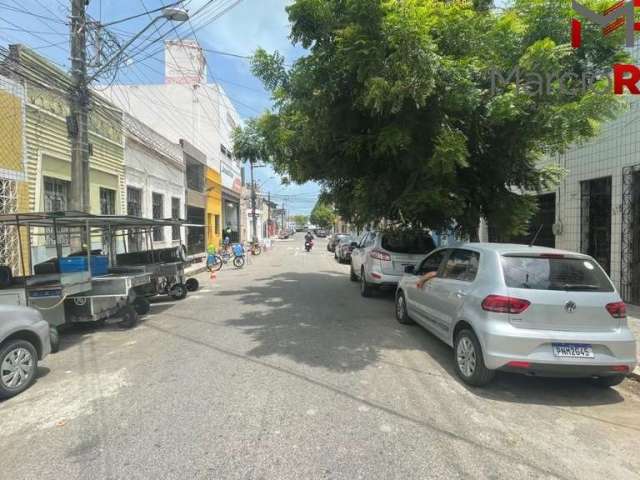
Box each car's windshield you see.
[502,256,614,292]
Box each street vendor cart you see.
[0,212,189,347]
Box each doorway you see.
[581,177,612,274]
[622,166,640,304]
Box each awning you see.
[0,211,183,229]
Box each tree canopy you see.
[310,201,336,229]
[246,0,627,237]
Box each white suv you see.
[350,230,436,297]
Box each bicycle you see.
[207,244,246,271]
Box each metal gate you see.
[581,177,612,275]
[0,179,19,274]
[621,165,640,304]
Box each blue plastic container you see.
[59,256,109,276]
[232,244,244,257]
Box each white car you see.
[395,243,638,387]
[0,305,51,399]
[350,230,436,296]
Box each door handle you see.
[456,290,467,298]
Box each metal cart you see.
[0,212,187,338]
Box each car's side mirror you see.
[404,265,416,274]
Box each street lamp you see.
[86,7,190,84]
[161,7,190,22]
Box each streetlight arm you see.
[86,16,163,85]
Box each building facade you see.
[182,139,207,258]
[205,167,223,249]
[2,46,125,265]
[481,96,640,305]
[123,114,185,250]
[101,40,244,244]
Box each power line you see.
[0,2,68,24]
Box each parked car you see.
[350,230,436,296]
[315,229,328,238]
[395,244,638,387]
[328,233,350,253]
[0,305,51,399]
[336,236,356,263]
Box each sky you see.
[0,0,321,215]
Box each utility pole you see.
[249,160,258,244]
[70,0,90,212]
[267,192,271,239]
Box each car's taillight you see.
[370,249,391,262]
[606,302,627,319]
[610,365,630,373]
[481,295,531,314]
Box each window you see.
[171,197,181,241]
[43,177,70,246]
[100,188,116,215]
[44,176,69,212]
[127,187,142,217]
[502,256,613,292]
[186,162,204,192]
[442,249,480,282]
[152,193,164,241]
[0,179,19,274]
[418,250,447,275]
[214,214,220,235]
[381,231,436,254]
[362,232,376,247]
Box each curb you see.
[185,265,207,277]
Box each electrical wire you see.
[0,2,68,24]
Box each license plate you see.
[552,343,594,358]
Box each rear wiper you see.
[556,284,601,291]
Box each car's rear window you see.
[502,256,614,292]
[381,232,436,254]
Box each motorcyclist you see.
[304,231,314,243]
[304,231,314,250]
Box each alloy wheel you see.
[396,295,405,320]
[1,347,34,389]
[456,337,477,378]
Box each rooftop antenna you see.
[529,224,544,247]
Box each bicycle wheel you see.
[208,255,223,272]
[233,256,245,268]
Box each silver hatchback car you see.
[395,244,638,387]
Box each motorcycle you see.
[304,239,314,252]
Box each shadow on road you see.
[216,270,627,407]
[216,271,413,372]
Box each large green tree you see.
[248,0,627,237]
[310,201,336,229]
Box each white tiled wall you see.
[547,96,640,292]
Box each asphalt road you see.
[2,237,640,480]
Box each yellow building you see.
[205,168,223,250]
[0,74,29,274]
